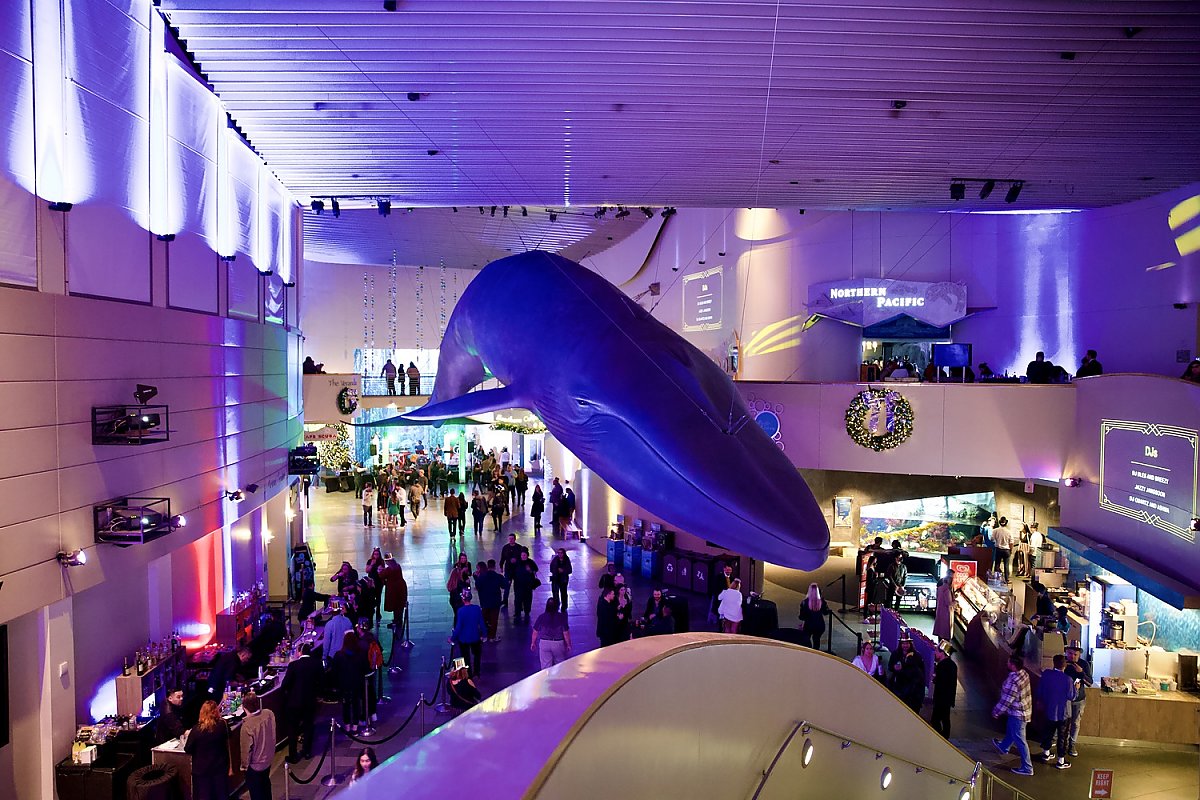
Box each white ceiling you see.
[160,0,1200,218]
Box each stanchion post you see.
[400,604,414,648]
[378,664,390,703]
[320,718,342,787]
[360,672,377,736]
[419,692,426,736]
[284,761,290,800]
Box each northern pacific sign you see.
[809,279,968,327]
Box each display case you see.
[954,576,1013,638]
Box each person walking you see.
[407,479,423,519]
[514,468,529,506]
[185,701,231,800]
[469,490,487,536]
[239,691,276,800]
[1036,654,1076,769]
[444,491,461,536]
[361,484,375,527]
[717,578,744,634]
[452,591,487,676]
[490,490,506,532]
[531,598,572,669]
[512,550,540,623]
[381,358,398,395]
[930,642,958,738]
[796,582,827,649]
[457,490,468,534]
[992,654,1035,776]
[530,484,545,532]
[475,560,505,641]
[549,547,572,611]
[499,534,526,610]
[1063,642,1092,759]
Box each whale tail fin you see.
[404,386,524,422]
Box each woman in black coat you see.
[796,582,828,649]
[530,485,545,532]
[185,700,231,800]
[614,586,634,642]
[887,636,927,713]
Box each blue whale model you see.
[405,251,830,570]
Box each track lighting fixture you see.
[615,206,630,218]
[521,206,528,217]
[593,207,607,219]
[891,100,907,110]
[310,199,325,214]
[549,211,558,222]
[950,182,966,201]
[978,180,995,200]
[479,206,485,214]
[661,207,677,219]
[427,149,438,156]
[245,483,260,494]
[134,384,158,405]
[801,738,814,767]
[57,549,87,567]
[331,199,340,218]
[490,206,497,217]
[377,199,391,216]
[406,90,420,101]
[1005,181,1024,203]
[156,233,176,242]
[641,207,654,218]
[384,0,398,10]
[49,201,73,212]
[220,254,236,262]
[225,490,245,502]
[503,206,509,218]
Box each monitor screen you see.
[932,343,972,367]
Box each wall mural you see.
[401,251,831,570]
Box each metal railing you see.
[977,769,1038,800]
[361,374,503,397]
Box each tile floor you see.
[267,482,1198,800]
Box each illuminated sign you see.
[809,279,967,327]
[949,559,977,591]
[1099,419,1198,542]
[682,266,723,332]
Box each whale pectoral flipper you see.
[404,386,524,421]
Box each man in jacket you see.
[992,655,1034,776]
[499,534,527,609]
[452,591,488,676]
[888,550,909,611]
[444,491,460,536]
[930,643,957,738]
[475,560,507,642]
[549,548,573,610]
[1063,642,1092,758]
[321,606,354,667]
[887,635,926,713]
[281,643,322,762]
[378,555,408,630]
[1036,654,1076,769]
[239,691,277,800]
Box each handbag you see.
[532,578,542,589]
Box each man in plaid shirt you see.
[992,654,1034,775]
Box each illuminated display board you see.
[681,267,723,332]
[1099,419,1198,542]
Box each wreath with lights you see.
[337,387,359,415]
[845,388,914,451]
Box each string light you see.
[439,259,447,345]
[389,251,398,352]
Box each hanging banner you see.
[808,279,968,328]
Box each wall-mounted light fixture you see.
[57,549,87,567]
[134,384,158,405]
[225,490,245,502]
[1062,477,1082,488]
[880,766,893,790]
[801,738,814,767]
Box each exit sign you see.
[1089,769,1114,798]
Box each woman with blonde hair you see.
[185,700,231,800]
[796,582,827,648]
[717,578,744,634]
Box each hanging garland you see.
[845,388,914,451]
[492,420,547,435]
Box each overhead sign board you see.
[808,279,967,328]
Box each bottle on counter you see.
[122,657,130,677]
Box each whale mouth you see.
[593,412,821,557]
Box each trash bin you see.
[662,552,678,587]
[677,555,694,590]
[691,556,711,595]
[742,596,779,637]
[606,538,624,566]
[641,549,660,580]
[127,763,180,800]
[624,544,642,573]
[665,594,691,633]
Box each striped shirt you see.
[994,668,1031,721]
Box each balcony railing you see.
[360,374,503,397]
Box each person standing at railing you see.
[406,362,421,395]
[381,358,398,396]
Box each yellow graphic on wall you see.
[1168,194,1200,257]
[743,314,819,357]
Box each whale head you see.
[535,325,829,570]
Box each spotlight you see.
[615,206,630,218]
[950,182,966,201]
[384,0,398,10]
[979,180,995,199]
[718,251,726,256]
[310,200,325,214]
[1123,26,1142,39]
[329,199,340,218]
[593,207,607,219]
[377,199,392,216]
[881,767,893,790]
[451,207,458,212]
[958,789,971,800]
[661,207,677,218]
[1060,51,1077,60]
[57,549,87,567]
[479,206,485,214]
[1005,181,1024,203]
[427,149,438,156]
[225,490,245,503]
[841,740,852,750]
[256,268,273,277]
[1189,517,1199,533]
[134,384,158,405]
[521,206,528,217]
[801,738,814,767]
[169,514,187,529]
[640,207,654,218]
[549,211,558,222]
[489,206,497,217]
[1062,477,1081,488]
[891,100,907,110]
[876,752,884,760]
[156,233,176,242]
[220,254,236,262]
[503,206,509,218]
[49,201,73,212]
[245,483,260,494]
[406,90,420,101]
